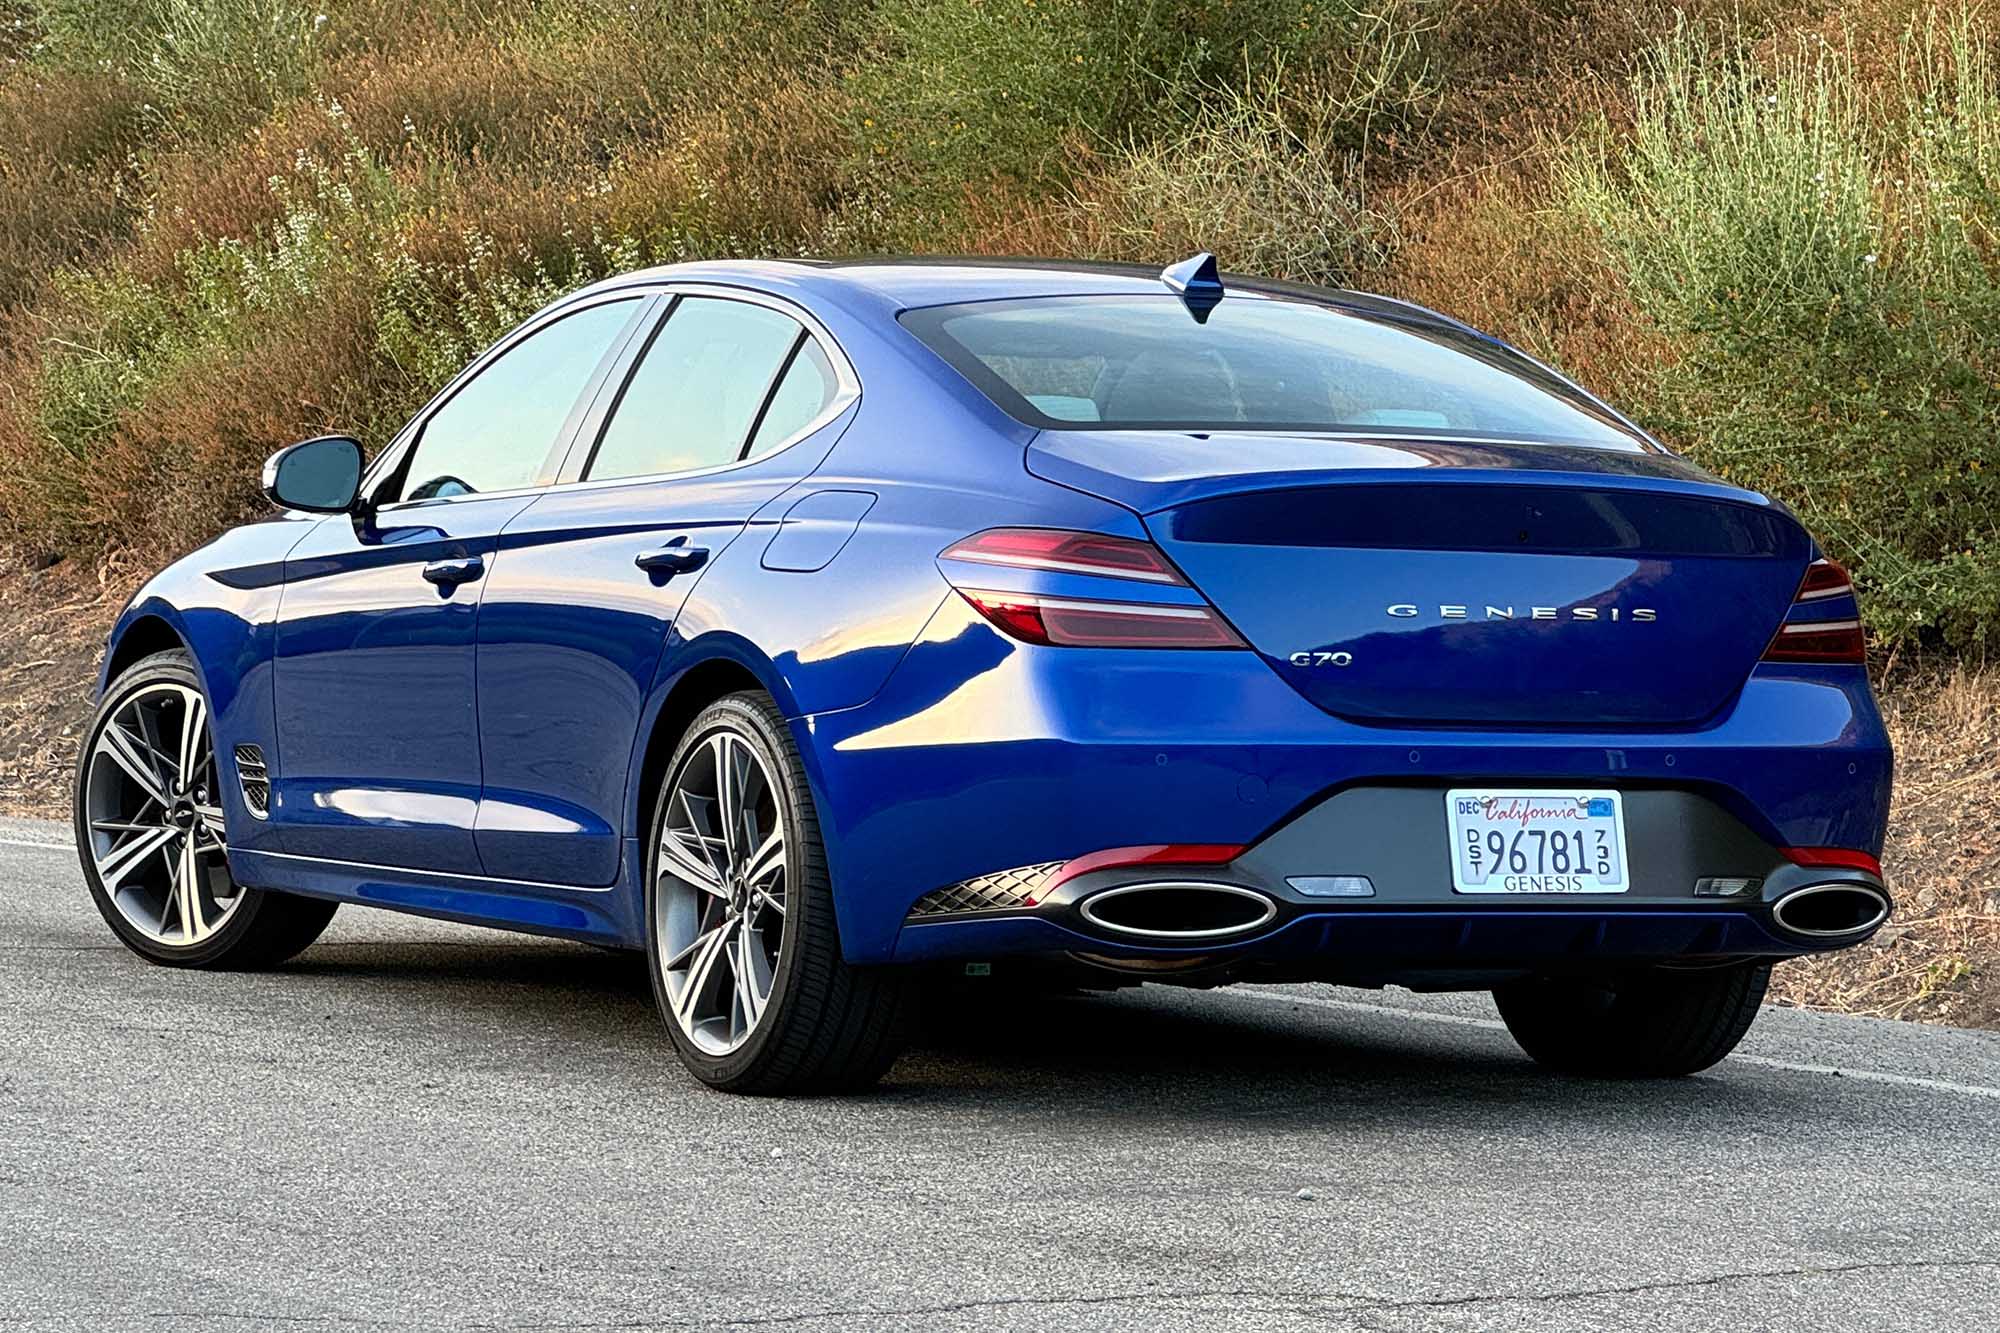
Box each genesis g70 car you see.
[75,254,1892,1092]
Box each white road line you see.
[1218,986,2000,1102]
[0,836,69,852]
[1725,1054,2000,1101]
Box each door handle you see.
[634,544,710,579]
[422,555,485,588]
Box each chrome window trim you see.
[556,282,862,492]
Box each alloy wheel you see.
[82,682,239,947]
[655,729,789,1055]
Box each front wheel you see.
[75,648,338,968]
[644,691,913,1094]
[1494,964,1770,1077]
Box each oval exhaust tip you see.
[1079,882,1277,940]
[1772,882,1890,939]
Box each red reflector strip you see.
[1045,843,1246,893]
[940,528,1185,584]
[1783,847,1883,875]
[957,588,1246,649]
[1763,618,1865,663]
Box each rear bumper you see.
[799,598,1892,965]
[891,787,1891,973]
[888,903,1885,980]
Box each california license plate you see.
[1446,789,1630,894]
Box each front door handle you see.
[422,555,485,588]
[635,543,710,579]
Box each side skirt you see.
[228,840,647,947]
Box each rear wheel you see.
[1493,963,1770,1076]
[75,649,338,969]
[644,691,912,1094]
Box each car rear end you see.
[808,273,1890,1072]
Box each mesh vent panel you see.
[908,862,1063,918]
[234,743,269,819]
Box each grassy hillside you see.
[0,2,1995,1020]
[0,0,1993,651]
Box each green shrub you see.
[1560,14,2000,651]
[24,0,327,134]
[848,0,1435,216]
[1064,75,1408,287]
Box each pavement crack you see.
[4,1261,1994,1329]
[430,1259,2000,1330]
[1327,1256,2000,1316]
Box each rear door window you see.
[745,338,839,458]
[585,296,807,481]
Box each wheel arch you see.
[99,607,192,695]
[629,640,800,843]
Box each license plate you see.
[1446,789,1629,894]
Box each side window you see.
[585,296,803,481]
[746,338,839,457]
[396,299,639,503]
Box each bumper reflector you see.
[1045,843,1244,893]
[1287,875,1376,898]
[1694,876,1761,898]
[1782,847,1883,876]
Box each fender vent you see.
[908,862,1061,919]
[234,744,270,819]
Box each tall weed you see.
[1561,15,2000,650]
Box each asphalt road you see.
[4,814,1998,1332]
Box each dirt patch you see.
[0,552,142,817]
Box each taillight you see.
[955,589,1246,648]
[941,528,1245,649]
[1793,558,1855,602]
[940,528,1183,583]
[1763,558,1865,663]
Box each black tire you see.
[74,648,339,969]
[1494,964,1770,1076]
[644,691,913,1094]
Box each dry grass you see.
[1771,667,2000,1026]
[0,68,147,310]
[0,551,145,815]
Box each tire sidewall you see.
[73,649,269,967]
[643,694,817,1087]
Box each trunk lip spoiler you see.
[1024,430,1788,519]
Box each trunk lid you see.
[1028,431,1812,728]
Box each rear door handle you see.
[634,544,710,579]
[422,555,485,588]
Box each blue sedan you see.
[74,255,1893,1092]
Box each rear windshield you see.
[900,294,1646,449]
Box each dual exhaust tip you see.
[1079,882,1277,940]
[1077,879,1890,944]
[1771,882,1891,939]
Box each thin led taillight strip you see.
[942,547,1184,584]
[955,588,1246,649]
[939,528,1188,585]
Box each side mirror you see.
[262,435,363,513]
